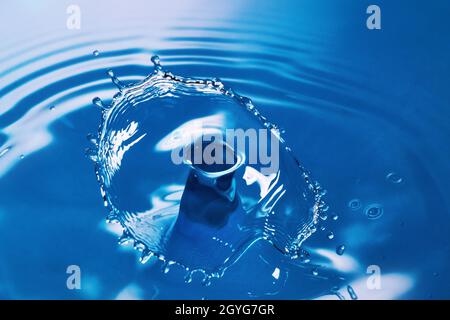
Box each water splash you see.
[91,55,325,283]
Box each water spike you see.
[151,55,162,71]
[92,97,108,110]
[107,69,125,90]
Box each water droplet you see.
[151,55,161,66]
[347,285,358,300]
[19,154,25,159]
[272,267,280,280]
[92,97,108,110]
[348,199,361,211]
[319,212,328,221]
[327,232,334,240]
[331,213,339,221]
[365,204,384,220]
[336,245,345,255]
[299,249,311,264]
[86,133,97,145]
[312,268,319,276]
[202,276,211,287]
[49,105,55,111]
[93,50,100,57]
[386,172,403,184]
[184,272,193,284]
[139,251,153,264]
[84,148,98,162]
[107,69,124,90]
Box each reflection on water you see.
[0,0,449,299]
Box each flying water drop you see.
[336,245,345,256]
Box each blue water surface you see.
[0,0,449,299]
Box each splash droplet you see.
[327,232,334,240]
[93,50,100,57]
[336,245,345,255]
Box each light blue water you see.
[0,0,449,299]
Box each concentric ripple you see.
[3,4,444,298]
[0,16,368,297]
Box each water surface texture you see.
[0,0,449,299]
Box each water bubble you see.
[336,245,345,255]
[348,199,361,211]
[386,172,403,184]
[327,232,334,240]
[93,50,100,57]
[311,268,319,276]
[365,204,384,220]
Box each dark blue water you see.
[0,0,449,299]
